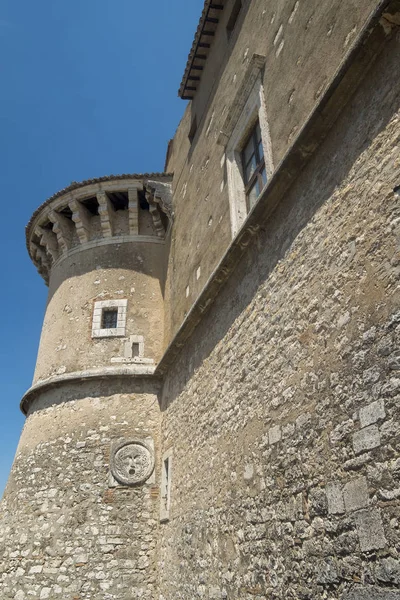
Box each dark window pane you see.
[243,136,256,165]
[247,182,258,210]
[257,139,264,161]
[244,155,257,183]
[255,121,262,143]
[102,309,118,329]
[260,166,267,187]
[243,120,267,211]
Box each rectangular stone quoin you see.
[268,425,282,445]
[353,509,386,552]
[359,399,386,429]
[352,425,381,455]
[343,477,369,513]
[326,482,345,515]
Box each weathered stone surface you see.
[268,424,281,445]
[158,26,400,599]
[343,585,400,600]
[0,383,161,599]
[343,477,369,513]
[359,399,386,428]
[326,482,345,515]
[375,557,400,585]
[353,426,381,455]
[3,2,400,599]
[353,509,387,552]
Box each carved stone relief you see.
[110,439,154,486]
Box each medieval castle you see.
[1,0,400,598]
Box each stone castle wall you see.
[164,0,381,341]
[0,380,161,600]
[1,1,400,599]
[158,29,400,600]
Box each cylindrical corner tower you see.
[0,174,172,600]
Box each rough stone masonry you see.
[1,1,400,599]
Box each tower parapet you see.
[27,173,173,284]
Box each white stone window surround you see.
[110,334,154,365]
[92,299,127,338]
[124,334,145,358]
[219,54,273,238]
[160,448,173,523]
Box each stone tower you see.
[0,174,172,599]
[2,1,400,599]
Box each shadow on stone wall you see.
[161,32,400,410]
[28,376,161,416]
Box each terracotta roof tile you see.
[178,1,225,99]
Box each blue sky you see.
[0,0,204,495]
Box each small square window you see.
[92,299,127,338]
[102,309,118,329]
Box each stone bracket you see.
[48,210,75,254]
[145,180,174,238]
[128,188,139,235]
[97,191,115,238]
[69,198,92,244]
[34,226,60,263]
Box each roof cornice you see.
[178,1,225,100]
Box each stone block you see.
[353,509,386,552]
[243,464,254,480]
[352,425,381,455]
[309,487,328,517]
[343,477,369,513]
[268,425,281,445]
[343,452,372,470]
[326,482,345,515]
[342,585,400,600]
[376,557,400,585]
[29,565,43,574]
[359,399,386,428]
[209,586,223,599]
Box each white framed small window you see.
[218,54,273,238]
[124,334,145,359]
[160,448,173,523]
[92,299,127,338]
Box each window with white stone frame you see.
[160,448,173,522]
[241,120,267,211]
[218,55,273,238]
[92,299,127,338]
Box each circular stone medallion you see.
[111,439,154,486]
